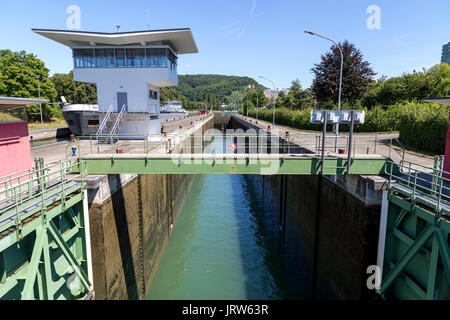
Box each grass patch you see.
[28,118,67,131]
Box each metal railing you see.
[96,104,113,138]
[109,104,126,138]
[65,114,215,159]
[0,159,87,237]
[64,131,388,159]
[384,157,449,217]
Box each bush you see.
[398,103,448,154]
[247,102,449,154]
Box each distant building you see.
[442,42,450,64]
[263,89,290,100]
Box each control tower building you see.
[33,28,198,136]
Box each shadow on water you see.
[145,175,206,299]
[231,174,309,299]
[108,175,139,300]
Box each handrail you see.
[384,159,450,217]
[96,104,114,138]
[388,137,406,165]
[109,104,126,137]
[0,160,87,235]
[65,127,388,159]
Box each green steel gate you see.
[380,160,450,299]
[0,160,91,300]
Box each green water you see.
[146,174,305,300]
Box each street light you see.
[258,75,276,126]
[256,89,259,121]
[304,30,344,152]
[32,74,48,129]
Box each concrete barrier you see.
[29,127,71,141]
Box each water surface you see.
[146,174,305,300]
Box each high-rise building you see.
[442,42,450,64]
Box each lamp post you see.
[32,75,47,129]
[38,80,44,129]
[258,75,276,127]
[304,30,343,152]
[256,89,259,121]
[246,93,248,117]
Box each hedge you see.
[246,101,449,154]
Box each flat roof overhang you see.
[32,28,198,54]
[424,97,450,106]
[0,96,50,112]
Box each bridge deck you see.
[0,181,82,238]
[77,153,393,175]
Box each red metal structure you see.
[0,97,49,180]
[424,97,450,173]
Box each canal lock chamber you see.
[85,114,383,300]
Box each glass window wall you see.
[95,49,115,68]
[73,47,176,69]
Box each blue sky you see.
[0,0,449,89]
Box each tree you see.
[51,71,97,105]
[277,79,314,110]
[362,63,450,107]
[311,40,376,105]
[242,88,268,114]
[0,50,58,121]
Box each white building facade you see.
[33,28,198,135]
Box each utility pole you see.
[256,89,259,121]
[259,76,276,127]
[304,30,344,152]
[32,75,47,129]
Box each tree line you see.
[0,49,97,121]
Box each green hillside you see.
[176,74,264,102]
[160,74,266,110]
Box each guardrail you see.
[96,104,113,138]
[0,159,87,237]
[384,157,449,217]
[65,114,215,159]
[64,130,392,159]
[109,104,126,138]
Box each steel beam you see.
[76,154,394,176]
[381,224,434,294]
[48,221,90,291]
[21,228,45,300]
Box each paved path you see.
[235,115,436,171]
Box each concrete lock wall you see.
[85,117,213,300]
[87,173,194,300]
[228,115,384,299]
[248,174,382,300]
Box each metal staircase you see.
[96,104,126,144]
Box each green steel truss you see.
[74,154,395,175]
[0,160,90,300]
[381,160,450,299]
